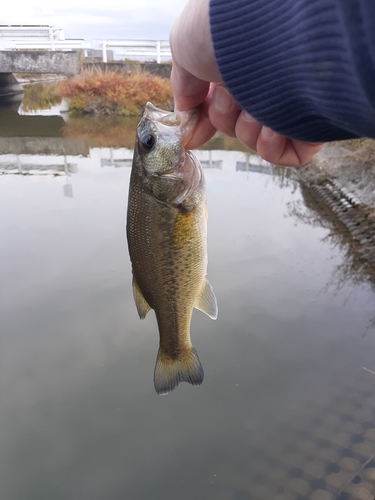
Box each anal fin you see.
[132,276,151,319]
[195,279,218,320]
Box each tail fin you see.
[154,347,204,396]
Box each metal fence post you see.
[49,26,55,50]
[102,40,107,63]
[156,40,161,64]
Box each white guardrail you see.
[0,25,90,55]
[101,39,171,63]
[0,26,170,64]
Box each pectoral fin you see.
[132,277,151,319]
[195,279,218,320]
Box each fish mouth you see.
[144,102,199,148]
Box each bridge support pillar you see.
[0,73,24,102]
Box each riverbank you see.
[298,139,375,208]
[58,70,172,116]
[295,138,375,265]
[14,67,173,117]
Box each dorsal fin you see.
[195,279,218,320]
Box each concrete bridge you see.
[0,50,81,101]
[0,26,171,102]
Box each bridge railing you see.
[101,39,171,63]
[0,25,90,54]
[0,25,61,43]
[7,40,91,51]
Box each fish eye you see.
[140,133,155,152]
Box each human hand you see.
[170,0,324,166]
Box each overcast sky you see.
[1,1,187,47]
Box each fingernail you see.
[212,86,232,113]
[261,126,274,140]
[242,111,257,123]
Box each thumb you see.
[169,0,221,111]
[170,63,210,111]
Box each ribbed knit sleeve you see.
[210,0,375,142]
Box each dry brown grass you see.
[58,69,173,116]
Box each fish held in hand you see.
[126,102,218,395]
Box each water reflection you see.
[288,183,375,330]
[0,155,77,176]
[19,82,62,114]
[0,103,86,197]
[1,103,375,500]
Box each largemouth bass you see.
[126,102,218,395]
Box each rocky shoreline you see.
[296,139,375,265]
[298,139,375,209]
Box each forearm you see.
[210,0,375,141]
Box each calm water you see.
[1,99,375,500]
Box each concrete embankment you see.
[298,139,375,264]
[82,61,171,79]
[0,50,81,102]
[0,51,81,77]
[0,73,24,101]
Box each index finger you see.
[184,86,217,149]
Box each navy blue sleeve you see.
[210,0,375,142]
